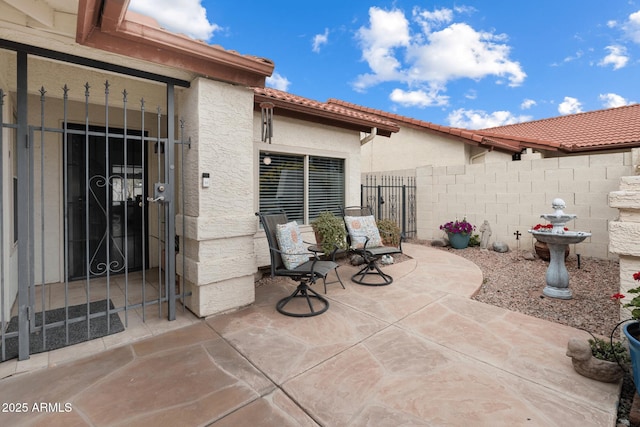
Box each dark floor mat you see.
[1,299,124,361]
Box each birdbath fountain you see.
[529,198,591,299]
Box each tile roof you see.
[329,98,640,153]
[479,103,640,152]
[254,88,399,137]
[327,98,521,152]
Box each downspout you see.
[360,127,378,145]
[361,127,378,173]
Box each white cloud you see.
[412,7,453,33]
[128,0,220,41]
[447,108,532,129]
[389,88,449,107]
[354,7,411,90]
[353,7,525,106]
[312,29,329,53]
[520,99,536,109]
[558,97,582,115]
[266,72,290,91]
[623,10,640,43]
[599,45,629,69]
[407,23,526,86]
[599,93,633,108]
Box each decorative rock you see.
[430,238,448,247]
[566,337,624,383]
[380,254,394,265]
[522,251,537,261]
[350,254,365,266]
[492,241,509,253]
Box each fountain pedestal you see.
[529,199,591,300]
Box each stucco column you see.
[176,77,256,317]
[609,175,640,320]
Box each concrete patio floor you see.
[0,243,620,426]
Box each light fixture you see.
[260,102,274,143]
[263,154,272,165]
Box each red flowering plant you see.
[532,223,569,232]
[440,218,475,235]
[617,272,640,321]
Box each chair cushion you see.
[344,215,383,249]
[276,221,309,270]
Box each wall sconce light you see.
[260,102,274,143]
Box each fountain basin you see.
[529,230,591,245]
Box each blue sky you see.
[128,0,640,129]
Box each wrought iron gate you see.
[361,174,416,238]
[0,45,190,362]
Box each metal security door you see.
[1,44,189,362]
[66,124,147,280]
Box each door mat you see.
[1,299,124,361]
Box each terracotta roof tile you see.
[329,99,640,153]
[479,104,640,151]
[254,88,399,135]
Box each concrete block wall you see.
[416,151,633,259]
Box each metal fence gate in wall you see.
[0,45,190,362]
[361,174,416,239]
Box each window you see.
[259,152,344,223]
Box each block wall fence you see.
[398,150,637,260]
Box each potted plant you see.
[566,335,628,382]
[439,218,475,249]
[311,211,348,255]
[376,219,401,247]
[620,272,640,394]
[531,223,570,261]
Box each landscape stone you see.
[430,238,448,247]
[492,241,509,253]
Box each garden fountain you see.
[529,198,591,299]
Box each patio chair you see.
[256,211,341,317]
[343,206,403,286]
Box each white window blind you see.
[259,153,304,222]
[309,156,344,220]
[259,152,344,223]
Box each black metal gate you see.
[0,43,190,362]
[361,174,416,238]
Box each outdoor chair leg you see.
[322,268,346,293]
[276,282,330,317]
[351,259,393,286]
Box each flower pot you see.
[534,240,569,261]
[566,337,625,382]
[624,322,640,394]
[447,232,470,249]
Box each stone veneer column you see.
[609,174,640,320]
[176,77,256,317]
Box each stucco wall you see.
[177,78,257,317]
[1,78,17,321]
[361,125,512,173]
[416,151,633,259]
[609,176,640,320]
